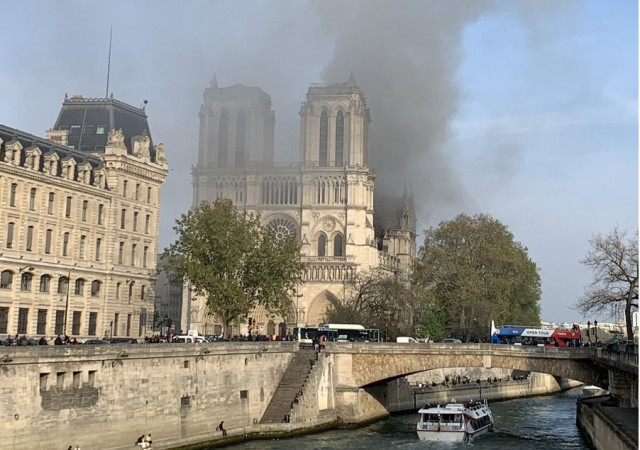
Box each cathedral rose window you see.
[265,217,297,240]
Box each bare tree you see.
[575,228,638,340]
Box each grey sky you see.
[1,0,637,323]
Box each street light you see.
[587,320,591,345]
[594,320,598,344]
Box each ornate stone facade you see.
[189,77,415,336]
[0,96,168,339]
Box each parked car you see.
[107,337,138,344]
[82,339,110,345]
[396,336,419,344]
[441,338,462,344]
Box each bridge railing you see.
[593,347,639,368]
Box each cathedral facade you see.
[189,77,415,336]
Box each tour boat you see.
[416,399,494,442]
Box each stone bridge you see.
[324,342,638,418]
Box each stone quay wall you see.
[0,343,298,450]
[577,397,638,450]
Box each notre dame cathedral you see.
[188,75,416,336]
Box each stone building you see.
[0,95,168,339]
[188,76,415,336]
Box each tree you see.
[161,199,305,335]
[326,268,417,340]
[575,228,638,340]
[412,213,541,341]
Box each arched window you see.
[58,276,69,294]
[218,110,229,167]
[20,273,32,291]
[0,271,12,289]
[335,110,344,166]
[265,217,297,240]
[334,234,344,257]
[75,279,85,295]
[235,110,245,166]
[318,234,327,257]
[91,280,101,297]
[40,275,51,293]
[319,110,328,166]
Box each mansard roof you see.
[0,123,103,170]
[51,94,155,158]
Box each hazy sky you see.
[1,1,637,323]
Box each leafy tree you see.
[417,310,444,343]
[412,213,541,341]
[574,228,638,340]
[161,199,305,335]
[326,268,417,340]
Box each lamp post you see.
[594,320,598,345]
[63,269,71,335]
[587,320,591,345]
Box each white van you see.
[396,336,419,344]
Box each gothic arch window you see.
[235,110,245,167]
[319,110,328,166]
[218,109,229,167]
[334,234,343,257]
[335,110,344,167]
[265,217,297,240]
[318,234,327,257]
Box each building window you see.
[133,212,138,231]
[72,311,81,335]
[319,110,328,166]
[0,270,12,289]
[118,242,124,264]
[63,232,69,256]
[0,307,8,333]
[116,282,121,299]
[96,125,106,135]
[335,111,344,166]
[18,308,28,334]
[20,273,32,291]
[89,312,97,336]
[318,234,327,257]
[114,313,119,337]
[40,275,51,293]
[74,279,84,296]
[95,238,101,261]
[334,234,343,257]
[147,186,152,203]
[143,246,148,268]
[235,110,245,166]
[37,309,47,335]
[29,188,37,211]
[135,183,140,200]
[9,183,17,207]
[218,110,229,167]
[70,125,81,135]
[91,280,101,297]
[65,196,72,217]
[82,200,88,221]
[145,215,150,234]
[121,209,126,229]
[128,283,134,299]
[58,276,69,294]
[141,285,146,300]
[48,192,55,214]
[79,235,86,259]
[45,229,52,254]
[26,225,34,251]
[126,314,132,336]
[98,204,104,225]
[131,244,137,266]
[55,310,65,335]
[6,222,14,248]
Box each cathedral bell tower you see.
[299,74,371,168]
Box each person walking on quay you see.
[217,421,227,436]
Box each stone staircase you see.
[259,348,316,424]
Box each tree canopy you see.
[161,199,305,332]
[574,228,638,340]
[325,268,418,340]
[412,213,541,342]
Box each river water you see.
[229,388,589,449]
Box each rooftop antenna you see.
[105,27,113,98]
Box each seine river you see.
[228,389,589,450]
